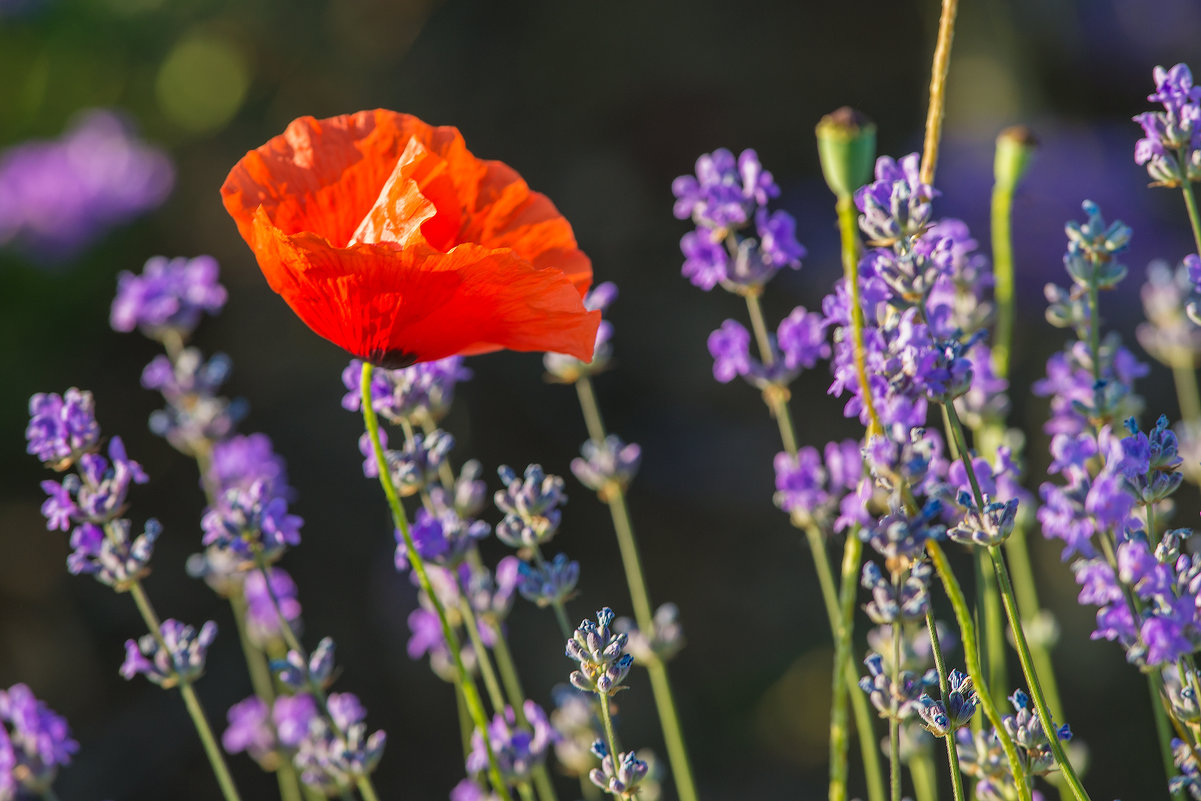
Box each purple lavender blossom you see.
[243,567,303,646]
[917,669,977,737]
[209,433,291,502]
[0,684,78,795]
[589,741,651,799]
[275,638,336,692]
[120,619,217,687]
[25,389,101,469]
[517,553,579,608]
[777,306,830,370]
[201,479,303,561]
[566,608,634,696]
[614,603,685,665]
[858,650,936,720]
[707,320,752,383]
[38,436,148,530]
[1139,258,1201,367]
[571,435,641,496]
[141,349,243,454]
[341,357,471,425]
[861,560,934,624]
[110,255,226,340]
[1134,63,1201,185]
[274,694,318,749]
[494,465,566,548]
[293,692,385,791]
[66,518,159,590]
[379,429,455,497]
[465,701,554,785]
[673,147,803,291]
[221,696,274,765]
[855,153,937,244]
[0,109,173,260]
[395,504,489,571]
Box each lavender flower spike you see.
[120,619,218,688]
[0,683,78,796]
[110,255,227,341]
[567,608,634,696]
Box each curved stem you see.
[744,293,799,453]
[919,0,959,187]
[575,376,607,446]
[360,364,513,801]
[1180,179,1201,255]
[457,598,506,714]
[126,582,244,801]
[836,195,884,437]
[988,545,1091,801]
[927,541,1031,801]
[926,606,966,801]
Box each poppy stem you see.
[361,363,515,801]
[572,375,701,801]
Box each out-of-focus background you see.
[2,0,1199,799]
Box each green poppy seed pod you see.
[815,107,877,199]
[993,125,1039,193]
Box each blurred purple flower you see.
[110,255,226,340]
[0,110,173,261]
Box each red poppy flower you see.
[220,110,600,367]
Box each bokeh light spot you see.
[155,33,248,133]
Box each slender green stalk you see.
[229,591,305,801]
[1172,363,1201,425]
[919,0,959,187]
[889,607,903,801]
[926,541,1031,801]
[126,582,244,801]
[1181,178,1201,255]
[1149,671,1182,801]
[530,543,575,641]
[361,364,513,801]
[457,599,506,713]
[596,691,621,772]
[572,376,700,801]
[907,752,938,801]
[988,545,1090,801]
[249,554,383,801]
[926,606,966,801]
[844,539,888,801]
[454,677,474,759]
[836,195,884,437]
[941,397,1090,800]
[744,293,799,452]
[991,168,1016,381]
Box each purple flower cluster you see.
[243,567,303,647]
[465,701,554,786]
[571,435,641,498]
[672,148,805,292]
[141,348,244,455]
[707,306,829,387]
[858,650,936,721]
[222,693,318,770]
[342,356,471,426]
[110,255,226,340]
[0,109,173,261]
[773,439,866,531]
[1134,63,1201,185]
[827,153,1000,434]
[201,477,303,561]
[25,389,101,469]
[615,603,686,665]
[956,689,1072,791]
[566,608,634,697]
[120,619,218,687]
[0,684,78,797]
[395,498,490,571]
[494,464,567,548]
[291,693,386,791]
[589,740,651,800]
[1139,257,1201,368]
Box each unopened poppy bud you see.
[993,125,1038,193]
[816,107,877,199]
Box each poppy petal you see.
[248,214,600,364]
[221,109,600,366]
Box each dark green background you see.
[1,0,1198,798]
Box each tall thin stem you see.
[360,364,513,801]
[125,582,244,801]
[926,606,966,801]
[919,0,959,187]
[1180,178,1201,255]
[572,375,700,801]
[926,540,1031,801]
[836,195,884,437]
